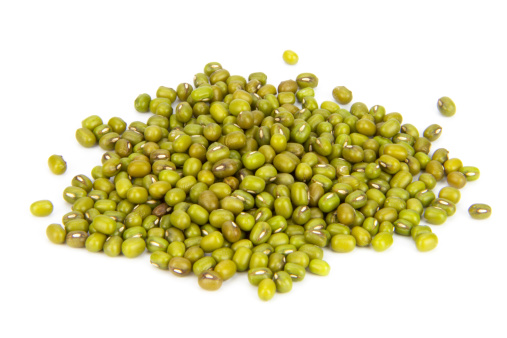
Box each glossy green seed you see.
[76,127,97,147]
[258,278,276,301]
[30,200,53,217]
[411,225,432,240]
[250,222,272,245]
[437,96,456,117]
[415,233,438,252]
[332,86,352,105]
[201,231,224,253]
[424,206,447,225]
[167,241,186,257]
[146,236,170,253]
[82,115,103,130]
[284,262,306,282]
[121,237,146,258]
[371,232,393,252]
[468,204,492,220]
[103,236,123,257]
[308,259,330,276]
[198,270,223,291]
[423,124,442,142]
[85,233,107,252]
[274,271,293,293]
[296,73,318,88]
[351,226,371,247]
[248,267,274,286]
[134,93,151,112]
[286,251,310,268]
[215,259,237,281]
[282,50,299,65]
[92,215,117,235]
[66,231,88,248]
[330,234,356,253]
[233,246,253,272]
[459,166,480,182]
[394,219,414,236]
[169,257,192,276]
[193,256,217,276]
[150,251,172,269]
[48,155,67,175]
[431,198,456,216]
[46,224,66,244]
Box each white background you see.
[1,1,506,337]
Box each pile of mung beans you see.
[32,61,491,301]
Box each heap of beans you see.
[34,61,490,301]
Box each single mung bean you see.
[198,270,223,291]
[437,96,456,117]
[415,232,438,252]
[332,86,352,105]
[282,50,299,65]
[423,124,442,141]
[66,231,88,248]
[169,257,192,276]
[30,200,53,217]
[258,278,276,301]
[308,259,330,276]
[371,232,393,252]
[46,224,66,244]
[424,206,447,225]
[468,204,492,220]
[103,236,123,257]
[48,155,67,175]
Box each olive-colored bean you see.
[121,237,146,258]
[336,203,356,226]
[456,165,480,181]
[258,278,276,301]
[150,251,172,269]
[193,256,217,276]
[46,224,66,244]
[330,234,356,253]
[169,257,192,276]
[198,270,223,291]
[437,96,456,117]
[431,198,456,216]
[423,124,442,141]
[410,225,432,240]
[85,233,107,252]
[394,219,414,236]
[232,246,253,272]
[424,206,447,225]
[92,215,117,235]
[426,160,445,181]
[248,267,274,286]
[468,204,492,220]
[103,236,123,257]
[284,262,306,282]
[47,155,67,175]
[351,226,371,247]
[30,200,53,217]
[282,50,298,65]
[371,232,393,252]
[296,73,319,88]
[274,271,293,293]
[76,127,97,147]
[415,232,438,252]
[332,86,352,105]
[447,171,467,189]
[66,231,88,248]
[438,186,461,204]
